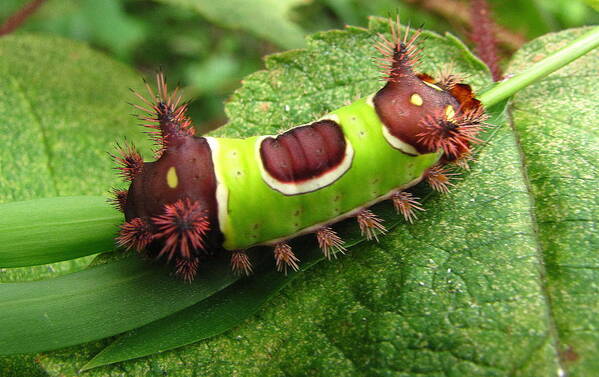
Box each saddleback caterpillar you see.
[111,19,488,281]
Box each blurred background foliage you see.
[1,0,597,133]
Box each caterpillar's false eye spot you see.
[445,105,455,120]
[410,93,423,106]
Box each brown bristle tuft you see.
[131,72,195,153]
[117,217,154,252]
[175,257,200,282]
[274,243,299,274]
[152,198,210,262]
[436,64,463,91]
[426,165,457,194]
[375,16,421,82]
[357,210,387,241]
[111,142,144,181]
[231,250,253,276]
[392,191,424,223]
[416,106,487,159]
[109,188,128,213]
[453,151,475,170]
[316,227,346,259]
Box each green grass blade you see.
[0,196,120,268]
[0,255,239,355]
[80,249,324,370]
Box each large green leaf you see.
[0,33,149,283]
[507,29,599,376]
[155,0,307,49]
[30,21,596,377]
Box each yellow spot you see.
[166,166,178,188]
[445,105,455,120]
[423,81,443,91]
[410,93,423,106]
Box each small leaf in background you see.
[155,0,308,49]
[0,34,152,203]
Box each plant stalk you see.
[479,26,599,108]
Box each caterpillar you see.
[111,19,487,281]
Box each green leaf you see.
[0,34,152,205]
[155,0,307,49]
[0,255,239,355]
[0,32,150,286]
[0,197,119,268]
[506,28,599,376]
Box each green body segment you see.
[212,97,441,250]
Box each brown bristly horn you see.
[416,105,488,159]
[130,73,195,155]
[152,199,210,262]
[108,188,128,213]
[374,16,422,82]
[436,63,464,91]
[175,257,200,282]
[452,151,475,170]
[425,164,458,194]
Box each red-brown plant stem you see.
[469,0,502,81]
[0,0,47,36]
[405,0,525,53]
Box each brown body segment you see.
[259,119,347,183]
[125,136,223,251]
[374,78,461,155]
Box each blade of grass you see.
[0,196,120,268]
[81,247,325,371]
[0,254,242,355]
